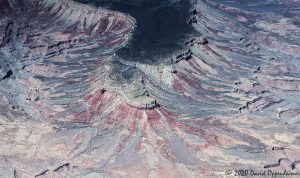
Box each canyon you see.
[0,0,299,177]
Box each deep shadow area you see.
[75,0,197,63]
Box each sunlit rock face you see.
[0,0,300,177]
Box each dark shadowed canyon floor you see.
[76,0,197,63]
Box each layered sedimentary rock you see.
[0,0,299,177]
